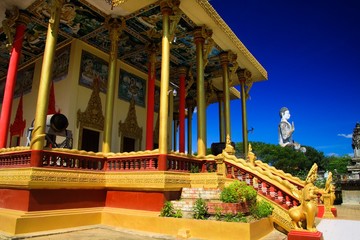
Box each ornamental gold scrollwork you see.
[288,163,319,232]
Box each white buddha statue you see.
[278,107,306,152]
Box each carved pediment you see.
[119,98,142,141]
[77,78,104,131]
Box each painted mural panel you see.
[118,70,146,107]
[52,44,70,82]
[79,50,108,93]
[0,64,34,102]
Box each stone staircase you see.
[171,188,221,218]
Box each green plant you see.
[193,198,208,220]
[174,209,183,218]
[250,200,274,219]
[214,206,222,221]
[159,201,176,217]
[223,212,247,222]
[220,181,257,204]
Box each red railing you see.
[166,154,209,172]
[106,154,159,171]
[225,161,300,209]
[0,149,32,168]
[41,150,106,171]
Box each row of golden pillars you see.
[20,0,251,161]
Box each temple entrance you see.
[81,128,100,152]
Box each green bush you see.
[223,212,247,222]
[193,198,208,220]
[220,181,257,204]
[159,201,182,218]
[250,200,274,219]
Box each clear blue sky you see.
[190,0,360,157]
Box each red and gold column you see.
[0,12,30,148]
[145,44,157,150]
[178,66,187,153]
[194,27,206,157]
[31,0,63,164]
[102,17,124,153]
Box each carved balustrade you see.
[166,154,215,172]
[0,149,31,168]
[106,154,159,171]
[42,150,105,170]
[225,161,300,209]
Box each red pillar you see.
[178,67,187,153]
[0,19,27,148]
[145,48,156,150]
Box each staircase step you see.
[180,188,221,200]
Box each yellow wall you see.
[2,39,163,152]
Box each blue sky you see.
[188,0,360,157]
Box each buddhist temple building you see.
[0,0,331,239]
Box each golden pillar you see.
[216,92,225,142]
[158,2,173,159]
[194,27,206,157]
[237,69,251,158]
[219,52,231,142]
[102,17,124,153]
[31,0,63,151]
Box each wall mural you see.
[118,70,146,107]
[79,50,108,93]
[52,44,70,82]
[0,64,34,102]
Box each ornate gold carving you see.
[49,0,63,25]
[289,163,319,232]
[224,134,235,155]
[105,16,126,62]
[190,172,224,188]
[110,0,130,8]
[0,167,104,189]
[77,79,105,131]
[105,171,190,190]
[119,99,143,150]
[196,0,268,80]
[2,7,20,50]
[247,144,256,165]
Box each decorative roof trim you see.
[196,0,268,80]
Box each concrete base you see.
[0,207,274,240]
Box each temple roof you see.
[0,0,267,103]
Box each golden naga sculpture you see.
[289,163,320,232]
[247,143,256,165]
[224,134,235,155]
[320,171,336,218]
